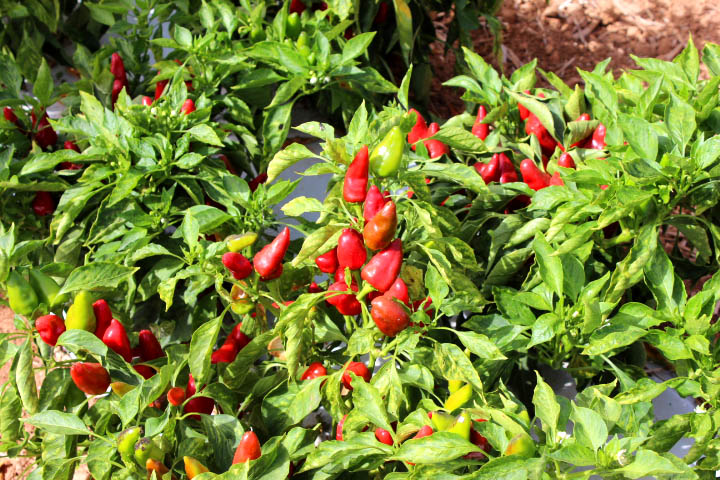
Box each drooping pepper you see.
[28,269,63,308]
[525,113,557,154]
[423,122,449,159]
[337,229,366,270]
[519,158,550,191]
[407,109,428,149]
[36,314,65,346]
[253,226,290,278]
[474,154,500,184]
[60,140,83,170]
[32,191,55,216]
[139,329,165,361]
[248,172,268,192]
[110,53,127,84]
[71,362,110,395]
[414,425,433,439]
[557,152,576,169]
[154,80,168,100]
[343,145,369,203]
[370,126,404,177]
[326,281,361,315]
[301,362,327,380]
[3,107,19,126]
[111,78,125,106]
[31,111,57,149]
[374,1,390,24]
[504,433,536,457]
[471,105,489,140]
[167,387,186,407]
[92,299,112,339]
[363,185,387,222]
[227,232,258,252]
[336,414,347,441]
[361,239,403,292]
[184,456,209,478]
[184,374,215,420]
[103,319,132,362]
[385,277,410,306]
[315,248,339,274]
[371,293,410,337]
[341,361,371,390]
[232,431,262,464]
[362,201,397,251]
[181,98,196,115]
[286,12,301,39]
[448,412,472,440]
[65,291,96,332]
[375,428,393,445]
[222,252,253,280]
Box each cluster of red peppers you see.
[4,106,57,151]
[407,109,449,159]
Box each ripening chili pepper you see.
[374,1,389,24]
[184,456,209,478]
[28,269,63,308]
[558,152,576,169]
[471,105,489,140]
[111,78,124,106]
[141,96,153,106]
[65,291,96,332]
[363,201,397,251]
[361,239,403,292]
[133,364,155,380]
[3,107,19,125]
[343,145,369,203]
[301,362,327,380]
[92,299,112,339]
[36,314,65,346]
[286,12,301,39]
[117,426,142,461]
[31,111,57,149]
[407,109,428,149]
[32,191,54,216]
[253,227,290,278]
[139,329,164,361]
[146,459,175,480]
[519,159,550,191]
[227,232,258,252]
[370,126,404,177]
[181,98,196,115]
[71,362,110,395]
[326,281,361,315]
[423,122,449,158]
[549,172,564,186]
[385,277,410,306]
[184,374,215,419]
[525,114,557,154]
[248,172,268,192]
[167,387,186,407]
[103,319,132,362]
[222,252,253,280]
[445,383,472,411]
[375,428,393,445]
[342,362,371,390]
[363,185,387,222]
[591,123,606,149]
[60,140,83,170]
[336,414,347,441]
[474,154,500,184]
[154,80,168,100]
[315,248,339,273]
[110,53,126,83]
[371,293,411,337]
[232,431,262,464]
[337,229,366,270]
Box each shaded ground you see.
[429,0,720,117]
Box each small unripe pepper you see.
[471,105,489,140]
[341,362,371,390]
[65,291,96,332]
[227,232,258,252]
[363,185,387,222]
[36,314,66,346]
[32,191,55,216]
[117,426,142,461]
[253,227,290,278]
[445,383,472,411]
[370,126,404,177]
[139,329,165,361]
[103,319,132,362]
[371,293,411,337]
[315,248,339,274]
[363,201,397,251]
[28,269,64,308]
[337,229,366,270]
[232,431,262,464]
[71,362,110,395]
[343,145,369,203]
[361,239,403,292]
[6,271,39,316]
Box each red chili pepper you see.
[60,141,83,170]
[371,293,411,337]
[518,89,531,121]
[375,428,393,445]
[549,172,564,186]
[498,153,518,183]
[423,123,449,159]
[412,296,434,316]
[229,322,251,350]
[414,425,433,439]
[519,159,550,191]
[253,227,290,278]
[233,431,262,464]
[326,280,361,315]
[301,362,327,380]
[71,362,110,395]
[308,282,322,293]
[133,364,156,380]
[141,96,153,106]
[155,80,168,100]
[181,99,196,115]
[343,145,369,203]
[315,248,339,273]
[32,192,55,216]
[248,172,268,192]
[361,239,402,292]
[386,277,409,306]
[337,229,367,270]
[222,252,253,280]
[167,387,186,407]
[336,414,347,440]
[260,264,283,281]
[92,299,113,339]
[63,140,79,152]
[3,107,19,125]
[211,342,239,364]
[138,329,165,361]
[363,185,387,222]
[374,1,389,23]
[407,109,428,150]
[289,0,306,14]
[111,78,125,106]
[110,53,126,83]
[558,152,576,169]
[102,319,132,362]
[471,105,489,140]
[184,374,215,419]
[591,123,606,149]
[525,114,557,154]
[341,362,371,390]
[363,201,397,251]
[31,112,57,149]
[474,154,500,184]
[36,314,65,346]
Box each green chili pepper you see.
[28,269,66,307]
[286,12,301,40]
[6,271,39,316]
[370,126,404,177]
[117,427,142,462]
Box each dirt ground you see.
[428,0,720,117]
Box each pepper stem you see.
[355,283,375,302]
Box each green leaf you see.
[665,93,696,151]
[391,0,412,63]
[26,411,88,435]
[532,233,563,300]
[267,142,315,183]
[58,263,138,295]
[454,331,506,360]
[533,372,559,443]
[392,432,479,463]
[189,317,221,385]
[570,405,607,451]
[16,340,38,414]
[33,58,53,106]
[188,124,223,146]
[351,380,392,433]
[616,449,688,478]
[619,114,658,162]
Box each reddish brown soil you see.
[429,0,720,117]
